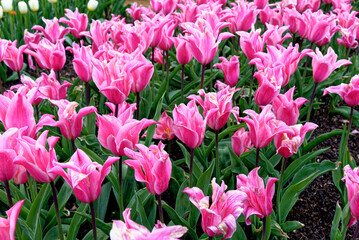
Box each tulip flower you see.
[254,0,268,9]
[274,122,318,158]
[171,34,193,66]
[296,0,320,12]
[237,167,278,240]
[130,54,154,93]
[81,20,111,54]
[1,0,13,12]
[342,165,359,231]
[18,1,27,14]
[283,8,303,35]
[260,5,283,26]
[50,149,119,240]
[37,71,72,101]
[152,111,175,141]
[213,56,239,87]
[0,199,24,240]
[126,3,145,21]
[14,166,28,185]
[33,17,70,44]
[124,142,171,221]
[324,75,359,107]
[265,24,292,46]
[110,209,188,239]
[46,100,97,141]
[87,0,98,11]
[272,87,308,125]
[0,6,3,18]
[175,1,199,24]
[28,0,38,11]
[3,40,27,75]
[231,128,253,157]
[184,178,246,239]
[59,8,88,39]
[224,2,259,33]
[337,25,359,50]
[154,48,164,65]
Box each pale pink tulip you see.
[237,167,278,224]
[33,17,70,44]
[50,149,119,203]
[213,56,239,87]
[0,200,25,240]
[231,128,253,157]
[184,178,246,239]
[59,8,88,39]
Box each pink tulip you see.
[173,100,206,149]
[337,26,359,49]
[0,93,54,138]
[130,54,154,93]
[307,47,351,83]
[59,8,88,39]
[188,88,239,130]
[81,20,112,53]
[124,142,171,195]
[110,209,188,239]
[265,24,292,46]
[10,75,43,105]
[25,38,66,71]
[0,199,25,240]
[14,130,59,182]
[240,105,294,149]
[272,87,308,125]
[283,8,303,34]
[0,128,24,182]
[14,166,28,185]
[96,103,156,156]
[0,39,9,62]
[142,15,170,49]
[274,122,318,158]
[157,20,176,51]
[237,167,278,224]
[254,66,284,106]
[66,43,93,82]
[3,40,27,72]
[150,0,162,12]
[33,17,70,44]
[335,9,358,29]
[50,149,119,203]
[171,34,193,66]
[213,56,239,87]
[231,128,253,157]
[46,100,97,140]
[254,0,268,9]
[237,28,273,60]
[296,0,320,12]
[260,5,283,26]
[323,74,359,107]
[184,178,246,239]
[36,70,72,100]
[224,2,259,33]
[175,2,199,24]
[24,30,41,48]
[153,111,175,141]
[126,3,146,21]
[154,48,164,65]
[342,165,359,227]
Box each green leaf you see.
[228,145,248,175]
[196,160,215,195]
[67,203,89,240]
[281,221,304,233]
[303,129,343,153]
[43,225,70,240]
[95,182,112,220]
[231,222,247,240]
[145,93,164,147]
[73,211,112,235]
[135,191,151,230]
[330,202,342,240]
[331,106,359,128]
[175,179,190,218]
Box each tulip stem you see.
[292,33,296,45]
[85,82,90,106]
[300,42,314,96]
[56,70,62,84]
[4,180,13,207]
[262,216,267,240]
[71,139,76,154]
[17,71,21,81]
[151,49,155,99]
[151,48,155,65]
[89,201,97,240]
[348,106,354,138]
[35,105,40,122]
[237,36,240,54]
[118,156,124,220]
[306,82,318,122]
[50,181,64,240]
[115,103,119,117]
[166,50,170,101]
[201,64,205,89]
[255,147,260,168]
[249,65,255,106]
[276,157,287,224]
[352,223,359,240]
[156,194,164,223]
[136,92,140,120]
[181,65,185,103]
[209,237,213,240]
[215,130,220,181]
[190,148,194,187]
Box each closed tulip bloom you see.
[237,168,278,224]
[296,0,320,12]
[3,41,27,72]
[240,105,294,149]
[188,88,239,130]
[224,2,259,33]
[237,28,273,60]
[0,6,3,18]
[110,209,188,239]
[157,20,176,51]
[342,165,359,227]
[272,87,308,125]
[46,100,97,140]
[254,66,284,106]
[153,111,175,141]
[154,48,164,65]
[184,178,246,239]
[66,43,93,82]
[337,25,359,49]
[87,0,98,11]
[48,0,57,3]
[14,130,59,182]
[171,34,193,66]
[323,75,359,107]
[254,0,268,9]
[59,8,88,39]
[50,149,119,203]
[274,122,318,158]
[283,8,303,34]
[307,47,351,83]
[1,0,13,12]
[231,128,253,157]
[0,200,24,240]
[173,100,206,149]
[124,142,171,195]
[25,38,66,71]
[213,56,239,87]
[28,0,39,11]
[33,17,70,44]
[18,1,27,14]
[14,166,28,185]
[130,55,154,93]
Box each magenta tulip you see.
[59,8,88,39]
[342,165,359,227]
[237,28,273,60]
[213,56,239,87]
[231,128,253,157]
[153,111,175,141]
[0,199,25,240]
[171,34,193,66]
[224,2,259,33]
[33,17,70,44]
[3,41,27,73]
[324,74,359,107]
[66,43,93,83]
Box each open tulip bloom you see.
[0,199,24,240]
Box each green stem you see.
[85,82,90,106]
[300,42,314,96]
[50,181,64,240]
[201,64,205,89]
[156,194,164,222]
[71,139,76,154]
[190,148,194,187]
[262,216,267,240]
[118,156,124,220]
[136,92,140,120]
[276,157,287,224]
[56,70,62,84]
[306,82,318,122]
[255,147,260,168]
[17,71,21,81]
[4,180,13,207]
[181,65,184,103]
[249,65,255,106]
[215,130,220,181]
[89,201,97,240]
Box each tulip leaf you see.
[67,202,88,240]
[227,145,249,175]
[144,93,164,147]
[331,106,359,128]
[43,225,70,240]
[73,211,112,235]
[82,229,108,240]
[17,218,34,240]
[232,222,247,240]
[281,221,304,233]
[135,191,152,230]
[330,202,342,240]
[177,142,202,183]
[95,182,112,220]
[162,201,198,240]
[175,179,190,219]
[280,160,337,222]
[303,129,343,153]
[196,160,215,195]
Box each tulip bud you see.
[87,0,98,11]
[0,6,3,19]
[1,0,13,12]
[18,1,27,14]
[48,0,57,3]
[28,0,39,11]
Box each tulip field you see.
[0,0,359,239]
